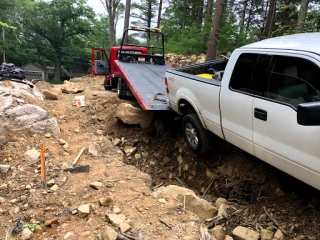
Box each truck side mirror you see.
[94,60,109,75]
[297,102,320,126]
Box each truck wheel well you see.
[178,99,196,115]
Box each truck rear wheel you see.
[117,79,124,99]
[182,113,211,154]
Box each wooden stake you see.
[40,144,47,188]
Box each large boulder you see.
[154,185,217,220]
[61,81,85,94]
[43,87,62,100]
[116,103,154,128]
[0,81,60,147]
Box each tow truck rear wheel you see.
[182,113,211,154]
[117,79,124,99]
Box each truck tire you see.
[104,77,112,90]
[117,79,124,99]
[182,113,211,154]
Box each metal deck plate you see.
[115,60,171,110]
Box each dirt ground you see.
[1,75,320,240]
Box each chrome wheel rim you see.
[185,123,198,147]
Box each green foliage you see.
[23,223,42,232]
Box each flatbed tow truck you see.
[92,26,170,111]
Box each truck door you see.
[252,53,320,189]
[220,52,265,155]
[91,48,109,76]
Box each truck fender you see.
[176,94,208,130]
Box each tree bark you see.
[296,0,309,33]
[182,0,187,29]
[239,0,248,36]
[54,49,61,80]
[106,0,120,46]
[262,0,276,38]
[206,0,226,60]
[147,0,152,40]
[156,0,162,41]
[201,0,213,52]
[123,0,131,44]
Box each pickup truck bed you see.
[115,60,170,110]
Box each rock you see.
[0,197,5,203]
[45,133,51,138]
[50,184,59,191]
[135,154,141,160]
[10,199,18,204]
[216,197,228,208]
[113,206,121,214]
[232,226,260,240]
[61,162,69,170]
[116,103,154,128]
[124,146,137,157]
[119,222,131,233]
[96,130,103,135]
[112,138,121,146]
[259,213,267,222]
[218,204,229,219]
[43,88,62,100]
[90,181,103,190]
[64,232,73,240]
[0,164,10,173]
[61,81,85,94]
[99,197,113,207]
[13,206,20,214]
[45,217,59,227]
[24,149,40,163]
[273,230,284,240]
[59,139,67,145]
[225,236,234,240]
[211,225,226,240]
[21,228,33,240]
[0,184,8,190]
[25,184,32,190]
[154,185,217,220]
[32,117,60,138]
[78,204,90,218]
[106,213,126,227]
[102,225,118,240]
[261,229,274,240]
[88,144,98,156]
[47,179,55,187]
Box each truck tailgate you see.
[115,60,171,110]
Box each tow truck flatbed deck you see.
[115,60,170,110]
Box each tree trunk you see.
[106,0,117,46]
[239,0,248,36]
[201,0,213,52]
[262,0,276,38]
[182,0,187,29]
[123,0,131,44]
[156,0,163,41]
[54,49,61,80]
[206,0,226,60]
[147,0,152,40]
[296,0,309,33]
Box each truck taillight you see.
[164,77,169,93]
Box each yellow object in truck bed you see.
[196,73,213,80]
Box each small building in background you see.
[21,63,47,81]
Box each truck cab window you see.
[264,56,320,108]
[229,53,259,94]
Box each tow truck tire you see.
[117,79,124,99]
[182,113,211,154]
[104,84,112,90]
[104,77,112,90]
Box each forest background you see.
[0,0,318,80]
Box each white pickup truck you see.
[165,33,320,190]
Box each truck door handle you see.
[254,108,267,121]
